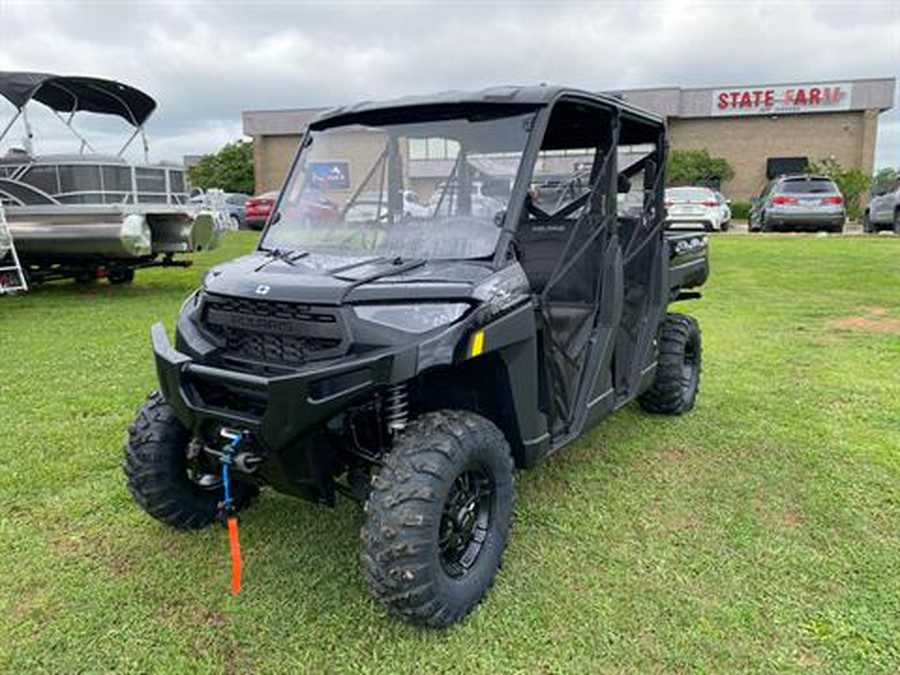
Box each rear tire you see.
[123,391,257,529]
[361,410,514,627]
[639,313,702,415]
[894,209,900,235]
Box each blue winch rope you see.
[221,432,242,511]
[222,462,231,508]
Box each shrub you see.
[187,140,255,195]
[730,201,751,220]
[808,158,870,220]
[667,149,735,188]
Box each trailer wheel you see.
[108,268,135,285]
[361,410,514,627]
[123,391,257,529]
[75,271,96,284]
[638,313,702,415]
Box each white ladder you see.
[0,203,28,294]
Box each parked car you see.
[863,182,900,233]
[428,180,507,221]
[345,190,430,222]
[224,193,250,227]
[189,192,250,228]
[714,190,732,229]
[664,186,731,231]
[749,175,845,233]
[244,192,277,230]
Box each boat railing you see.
[0,159,189,208]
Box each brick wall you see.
[253,135,301,195]
[668,110,876,200]
[253,110,880,202]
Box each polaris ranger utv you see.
[124,86,708,627]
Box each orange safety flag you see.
[227,516,242,595]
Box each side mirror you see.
[616,174,631,194]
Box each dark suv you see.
[750,174,845,233]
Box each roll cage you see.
[266,88,668,442]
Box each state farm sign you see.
[711,83,851,117]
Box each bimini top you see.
[0,72,157,127]
[310,85,665,130]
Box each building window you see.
[409,138,427,160]
[408,137,460,160]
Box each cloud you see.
[0,0,897,165]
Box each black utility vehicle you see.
[124,86,709,627]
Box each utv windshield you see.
[261,107,536,260]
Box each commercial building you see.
[242,77,895,200]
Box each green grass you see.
[1,232,899,673]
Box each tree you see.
[808,158,871,219]
[666,149,735,188]
[187,140,255,195]
[871,167,900,196]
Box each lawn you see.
[1,232,898,673]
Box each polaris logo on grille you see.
[206,309,303,335]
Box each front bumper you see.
[151,322,413,454]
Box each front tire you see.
[863,211,876,234]
[361,410,514,627]
[639,313,702,415]
[123,391,257,529]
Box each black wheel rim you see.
[439,464,494,579]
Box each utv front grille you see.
[201,293,348,368]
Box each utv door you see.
[515,99,623,440]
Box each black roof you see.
[310,85,664,130]
[0,72,156,126]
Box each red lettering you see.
[826,87,842,104]
[809,88,821,104]
[739,91,752,107]
[794,89,807,105]
[717,92,729,109]
[730,92,741,108]
[764,90,774,106]
[752,90,764,106]
[784,90,794,105]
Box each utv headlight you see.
[180,288,203,315]
[353,303,469,334]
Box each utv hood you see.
[203,252,493,305]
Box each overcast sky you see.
[1,0,898,167]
